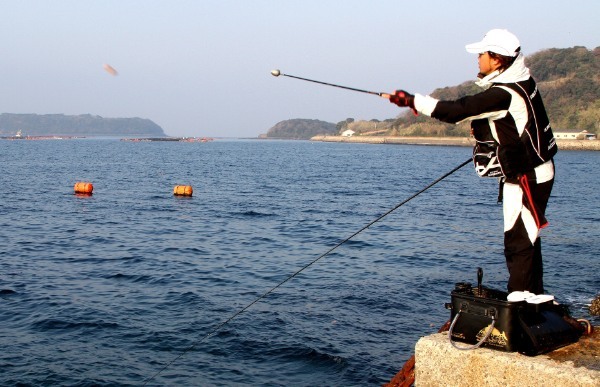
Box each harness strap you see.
[519,174,548,230]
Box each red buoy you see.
[74,182,93,195]
[173,185,193,196]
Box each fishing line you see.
[142,157,472,385]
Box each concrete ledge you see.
[310,136,600,151]
[415,332,599,387]
[310,135,472,146]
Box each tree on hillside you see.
[335,118,355,133]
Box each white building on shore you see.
[554,129,597,140]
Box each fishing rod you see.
[271,69,388,97]
[142,157,472,385]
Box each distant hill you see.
[263,118,337,139]
[0,113,166,137]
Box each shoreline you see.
[310,135,600,151]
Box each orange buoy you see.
[173,185,193,196]
[74,182,94,195]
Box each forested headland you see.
[264,46,600,139]
[0,113,166,137]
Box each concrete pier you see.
[413,330,599,386]
[310,135,600,151]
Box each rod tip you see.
[270,69,281,77]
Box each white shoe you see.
[507,291,534,302]
[526,294,554,304]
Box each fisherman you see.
[386,29,557,295]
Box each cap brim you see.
[465,42,485,54]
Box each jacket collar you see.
[475,53,530,89]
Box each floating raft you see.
[121,137,213,142]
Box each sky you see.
[1,1,598,138]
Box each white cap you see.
[465,29,520,57]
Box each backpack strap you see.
[495,81,557,163]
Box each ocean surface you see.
[1,139,598,386]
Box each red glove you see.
[389,90,416,114]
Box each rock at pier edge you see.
[591,295,600,316]
[406,330,599,386]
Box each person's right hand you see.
[389,90,414,107]
[388,90,417,115]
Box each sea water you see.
[0,139,598,386]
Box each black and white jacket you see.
[413,54,557,180]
